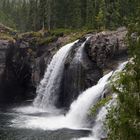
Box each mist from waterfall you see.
[33,40,78,109]
[75,95,117,140]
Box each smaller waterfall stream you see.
[73,37,90,63]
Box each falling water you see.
[74,95,117,140]
[73,62,128,140]
[10,71,113,130]
[33,40,78,109]
[65,71,113,128]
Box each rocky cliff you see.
[0,26,128,106]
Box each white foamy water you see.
[11,71,112,130]
[74,95,117,140]
[10,62,127,132]
[33,40,78,109]
[65,71,113,128]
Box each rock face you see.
[0,30,71,105]
[0,40,9,75]
[0,27,128,106]
[0,41,35,104]
[85,29,127,70]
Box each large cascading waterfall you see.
[10,34,127,139]
[33,40,78,109]
[10,61,127,139]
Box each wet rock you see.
[57,29,128,108]
[0,41,35,104]
[0,40,9,76]
[85,29,128,70]
[0,30,73,105]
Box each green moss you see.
[37,36,56,46]
[90,95,112,116]
[20,31,42,38]
[0,33,14,41]
[51,28,71,35]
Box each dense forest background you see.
[0,0,139,32]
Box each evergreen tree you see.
[0,0,139,32]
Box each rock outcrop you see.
[0,27,128,106]
[85,28,127,71]
[0,29,73,105]
[0,40,9,75]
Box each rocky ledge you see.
[0,26,128,106]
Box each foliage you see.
[0,0,140,32]
[0,33,14,41]
[106,21,140,140]
[90,95,112,116]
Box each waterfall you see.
[60,37,91,108]
[10,34,127,137]
[73,37,90,63]
[11,62,127,131]
[90,96,116,140]
[73,62,128,140]
[75,95,117,140]
[33,40,78,109]
[65,71,113,128]
[11,71,113,130]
